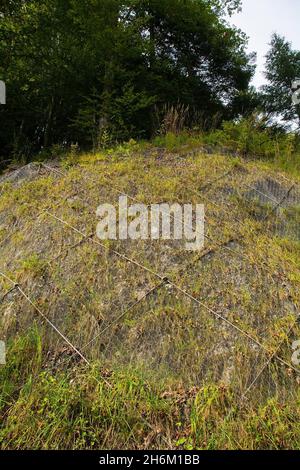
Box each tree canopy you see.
[262,33,300,130]
[0,0,254,160]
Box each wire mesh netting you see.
[1,154,300,414]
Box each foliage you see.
[205,116,300,161]
[261,34,300,129]
[1,331,300,450]
[0,0,254,162]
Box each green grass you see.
[1,328,300,449]
[0,138,300,449]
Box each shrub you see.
[205,116,300,161]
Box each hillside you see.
[0,143,300,450]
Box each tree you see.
[262,34,300,130]
[0,0,255,162]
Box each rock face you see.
[0,163,40,187]
[0,161,60,188]
[245,177,300,208]
[0,151,299,391]
[244,177,300,240]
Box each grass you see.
[0,137,300,449]
[1,328,300,449]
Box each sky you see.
[229,0,300,89]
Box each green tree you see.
[262,34,300,129]
[0,0,255,161]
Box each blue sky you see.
[230,0,300,89]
